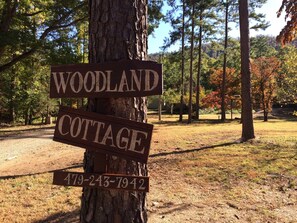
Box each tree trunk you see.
[170,104,173,115]
[28,107,33,125]
[0,0,18,58]
[24,109,29,125]
[221,0,229,122]
[239,0,255,141]
[263,101,268,122]
[261,83,267,122]
[264,110,268,121]
[179,0,185,122]
[158,95,162,121]
[188,2,195,124]
[80,1,148,222]
[195,10,203,120]
[8,70,15,123]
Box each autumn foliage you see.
[277,0,297,45]
[251,57,281,121]
[202,67,240,109]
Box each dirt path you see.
[0,127,84,177]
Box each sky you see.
[148,0,287,54]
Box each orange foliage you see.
[251,57,281,114]
[277,0,297,45]
[202,67,240,109]
[201,91,221,109]
[209,67,240,97]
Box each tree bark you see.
[188,2,195,124]
[80,0,148,222]
[8,67,15,123]
[195,10,203,120]
[239,0,255,141]
[0,0,18,58]
[179,0,185,122]
[221,0,229,122]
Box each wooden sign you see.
[53,171,149,192]
[50,60,162,98]
[53,106,153,163]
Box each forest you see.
[0,0,296,125]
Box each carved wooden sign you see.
[53,171,149,192]
[53,106,153,163]
[50,60,162,98]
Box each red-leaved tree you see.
[203,67,240,111]
[251,56,281,121]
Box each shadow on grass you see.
[0,164,83,180]
[0,125,54,133]
[158,203,191,215]
[150,119,241,126]
[0,131,54,141]
[254,114,297,122]
[150,141,239,158]
[0,142,239,180]
[33,209,80,223]
[0,126,55,140]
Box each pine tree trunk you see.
[187,2,195,124]
[239,0,255,141]
[221,0,229,122]
[179,0,185,122]
[195,10,203,121]
[80,1,148,222]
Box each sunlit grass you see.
[1,114,297,222]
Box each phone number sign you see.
[53,171,149,192]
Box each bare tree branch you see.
[21,11,43,17]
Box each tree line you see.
[152,35,297,122]
[147,0,297,124]
[0,0,164,125]
[0,0,296,127]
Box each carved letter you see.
[70,117,82,138]
[95,71,107,92]
[130,69,142,91]
[84,71,95,92]
[70,72,84,93]
[100,124,115,147]
[106,70,118,92]
[128,130,148,154]
[144,69,159,91]
[118,71,129,92]
[52,72,71,94]
[93,121,105,143]
[58,114,71,136]
[116,127,131,150]
[81,118,94,140]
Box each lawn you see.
[0,114,296,222]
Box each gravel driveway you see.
[0,126,83,176]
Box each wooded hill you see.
[148,36,297,119]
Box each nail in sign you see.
[50,60,162,98]
[53,106,153,163]
[53,171,149,192]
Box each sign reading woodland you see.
[50,60,162,98]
